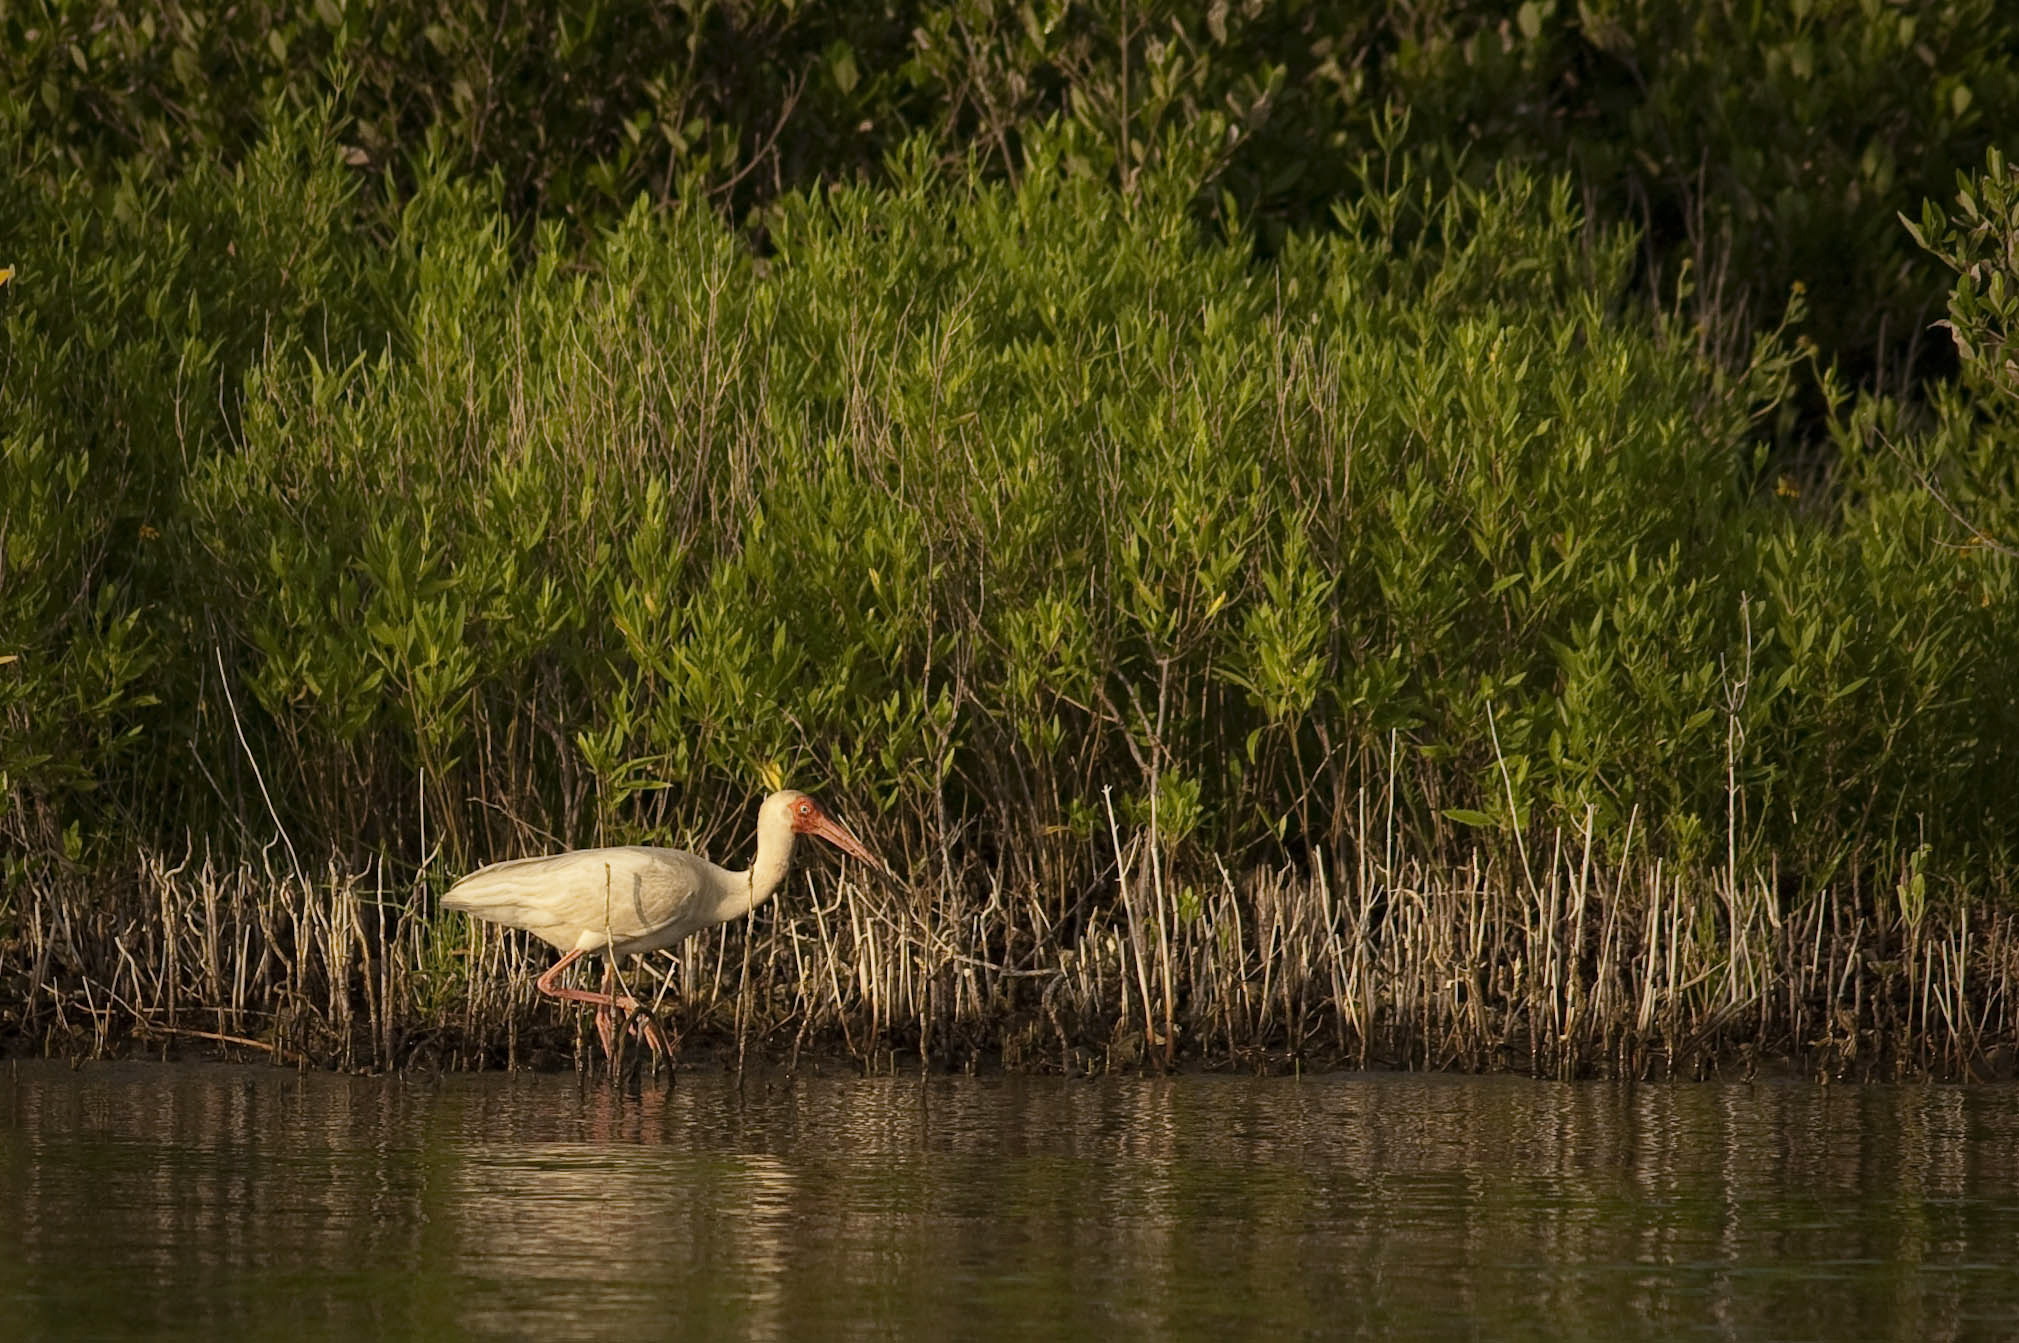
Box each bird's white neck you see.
[718,813,797,923]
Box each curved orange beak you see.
[797,801,892,878]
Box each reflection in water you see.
[1,1063,2016,1339]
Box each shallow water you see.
[2,1062,2016,1339]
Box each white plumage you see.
[445,845,736,958]
[443,789,884,1059]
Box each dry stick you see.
[705,921,730,1024]
[158,859,179,1028]
[1103,786,1157,1060]
[21,867,49,1033]
[1273,882,1295,1052]
[767,881,789,1057]
[1938,923,1965,1074]
[735,901,757,1074]
[1981,913,2004,1039]
[202,876,223,1017]
[1661,863,1681,1065]
[214,646,308,897]
[851,880,880,1062]
[1606,806,1640,1062]
[1817,880,1833,1058]
[781,923,814,1074]
[1515,856,1539,1071]
[1357,836,1381,1067]
[111,936,149,1040]
[1148,783,1176,1067]
[1211,860,1241,1048]
[1255,872,1279,1043]
[1485,702,1538,899]
[377,856,396,1069]
[1920,936,1936,1074]
[1316,851,1350,1055]
[136,1022,287,1057]
[1468,863,1491,1059]
[809,886,857,1058]
[1969,925,1996,1073]
[1544,831,1565,1072]
[844,884,872,1059]
[1348,780,1371,1057]
[646,949,682,1040]
[76,972,107,1057]
[1569,812,1597,1075]
[236,881,260,1038]
[1593,878,1620,1069]
[41,893,74,1041]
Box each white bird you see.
[443,789,885,1060]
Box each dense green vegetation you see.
[13,1,2018,387]
[4,2,2017,1072]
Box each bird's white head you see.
[761,789,888,874]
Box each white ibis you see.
[443,789,885,1060]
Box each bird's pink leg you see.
[537,949,638,1010]
[633,1012,671,1059]
[604,961,673,1060]
[596,964,620,1060]
[536,949,666,1062]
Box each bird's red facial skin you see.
[792,797,889,874]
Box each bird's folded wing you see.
[443,846,708,946]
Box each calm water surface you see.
[2,1062,2016,1339]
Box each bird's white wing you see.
[443,846,713,951]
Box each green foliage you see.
[7,107,2016,916]
[1375,0,2019,386]
[0,103,383,853]
[3,0,905,218]
[1907,145,2019,419]
[8,0,2016,393]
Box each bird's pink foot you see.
[596,1002,619,1060]
[534,949,674,1066]
[632,1011,671,1059]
